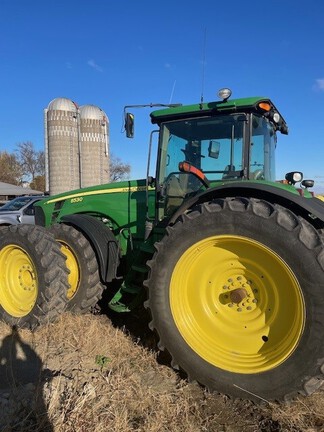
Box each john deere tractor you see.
[1,88,324,401]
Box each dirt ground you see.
[0,312,324,432]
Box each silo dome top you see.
[48,97,78,112]
[80,104,107,120]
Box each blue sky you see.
[1,0,324,192]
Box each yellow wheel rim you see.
[170,235,305,374]
[0,245,38,317]
[59,242,80,300]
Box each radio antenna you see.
[200,28,207,108]
[169,80,177,104]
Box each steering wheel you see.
[178,161,210,188]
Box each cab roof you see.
[150,96,288,134]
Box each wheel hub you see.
[0,245,38,317]
[59,242,80,300]
[170,235,305,373]
[220,276,259,312]
[19,265,35,290]
[230,287,247,304]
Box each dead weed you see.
[0,313,324,431]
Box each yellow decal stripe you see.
[45,186,149,204]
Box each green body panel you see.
[39,179,153,255]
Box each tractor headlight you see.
[272,112,280,123]
[285,171,303,185]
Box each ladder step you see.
[140,242,155,253]
[131,264,148,274]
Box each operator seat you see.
[222,165,236,180]
[165,174,186,215]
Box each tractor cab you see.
[148,89,288,217]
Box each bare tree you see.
[0,151,23,185]
[109,154,131,182]
[16,142,45,182]
[30,175,45,192]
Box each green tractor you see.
[1,88,324,401]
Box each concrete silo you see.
[79,104,109,188]
[45,98,80,195]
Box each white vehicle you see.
[0,196,44,226]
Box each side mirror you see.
[24,207,35,216]
[301,179,314,189]
[208,140,220,159]
[125,112,134,138]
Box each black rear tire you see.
[145,197,324,401]
[0,225,68,329]
[49,223,105,314]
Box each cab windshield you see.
[159,114,245,186]
[157,113,277,216]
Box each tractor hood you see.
[34,179,148,228]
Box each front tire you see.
[0,225,69,329]
[49,224,105,314]
[145,197,324,401]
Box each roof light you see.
[258,102,271,111]
[273,112,280,123]
[218,88,232,101]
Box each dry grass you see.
[1,313,324,431]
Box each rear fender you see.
[169,183,324,226]
[61,214,120,283]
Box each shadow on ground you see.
[0,325,54,431]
